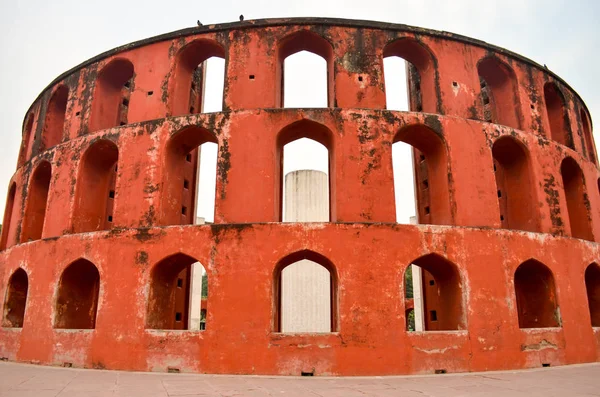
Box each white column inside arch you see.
[187,260,206,331]
[281,170,330,332]
[409,217,425,332]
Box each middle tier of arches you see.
[3,109,600,251]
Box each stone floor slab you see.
[0,362,599,396]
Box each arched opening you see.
[274,250,337,333]
[560,157,593,241]
[393,124,451,225]
[277,30,333,108]
[146,253,208,330]
[21,161,52,242]
[18,114,34,166]
[544,82,572,149]
[403,254,464,331]
[492,137,539,232]
[171,40,226,116]
[73,140,119,233]
[514,259,560,328]
[0,183,17,250]
[2,268,28,328]
[585,263,600,327]
[581,109,596,164]
[477,57,522,129]
[42,85,69,149]
[277,120,334,222]
[161,126,217,226]
[89,59,134,132]
[404,267,418,331]
[383,38,438,113]
[283,52,327,108]
[54,259,100,329]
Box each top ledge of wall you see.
[25,17,590,127]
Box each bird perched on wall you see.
[197,20,202,26]
[239,15,244,21]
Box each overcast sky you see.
[0,0,598,225]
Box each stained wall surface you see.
[0,17,599,376]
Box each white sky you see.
[0,0,598,225]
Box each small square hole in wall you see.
[530,104,535,110]
[108,215,113,222]
[122,98,129,107]
[120,122,126,126]
[435,369,447,374]
[429,280,435,286]
[184,179,190,189]
[452,81,458,87]
[416,105,423,112]
[75,111,81,116]
[419,154,426,162]
[182,206,187,215]
[147,91,153,96]
[124,81,131,89]
[177,278,183,288]
[500,215,504,221]
[249,74,255,80]
[186,154,192,162]
[424,206,430,215]
[175,312,182,322]
[114,165,118,172]
[430,310,438,321]
[542,363,551,367]
[109,190,115,199]
[493,164,497,172]
[422,179,429,189]
[63,362,73,368]
[190,107,195,113]
[497,190,502,198]
[358,76,363,82]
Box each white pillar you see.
[187,263,205,331]
[411,265,425,332]
[281,170,330,332]
[409,215,425,331]
[188,217,206,331]
[283,170,329,223]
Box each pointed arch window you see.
[514,260,560,328]
[73,140,119,233]
[42,85,69,149]
[2,268,28,328]
[90,59,134,132]
[274,250,338,333]
[54,259,100,329]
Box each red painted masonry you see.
[1,18,600,375]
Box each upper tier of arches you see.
[16,19,595,169]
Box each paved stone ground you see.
[0,361,599,396]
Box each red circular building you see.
[0,17,599,375]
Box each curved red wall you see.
[0,18,599,375]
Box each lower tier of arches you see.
[0,223,599,375]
